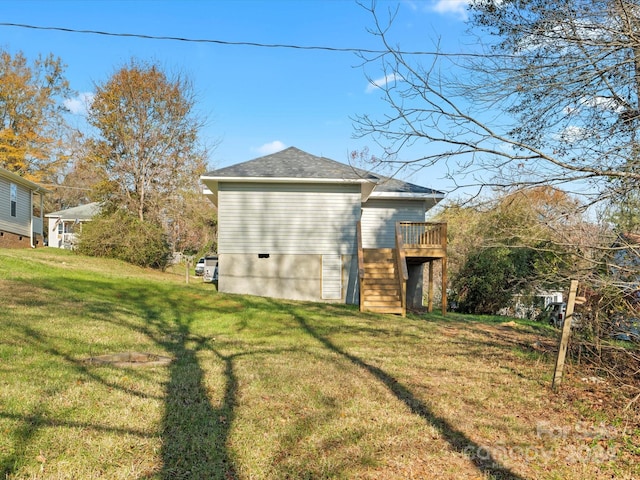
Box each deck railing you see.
[398,222,447,248]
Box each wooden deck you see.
[398,222,447,260]
[358,222,447,316]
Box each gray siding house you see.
[0,167,47,249]
[201,147,446,313]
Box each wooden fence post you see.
[552,280,579,391]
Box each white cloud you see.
[559,125,589,143]
[64,92,94,115]
[253,140,286,156]
[365,73,400,93]
[402,0,420,11]
[580,96,624,113]
[431,0,470,20]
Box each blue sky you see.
[0,0,471,193]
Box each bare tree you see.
[354,0,640,208]
[355,1,640,346]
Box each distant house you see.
[46,202,101,249]
[0,167,47,248]
[200,147,447,315]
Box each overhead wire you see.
[0,21,493,58]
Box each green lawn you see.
[0,248,638,479]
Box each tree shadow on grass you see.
[292,311,526,480]
[89,283,245,480]
[159,325,238,480]
[2,274,242,479]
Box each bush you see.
[77,211,171,269]
[452,246,537,314]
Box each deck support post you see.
[427,261,434,312]
[441,256,447,315]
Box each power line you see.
[0,21,453,56]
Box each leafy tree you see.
[439,187,594,312]
[0,49,71,181]
[87,59,208,223]
[452,246,538,314]
[81,59,214,264]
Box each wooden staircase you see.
[360,248,405,315]
[356,221,447,316]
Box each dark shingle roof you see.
[203,147,443,196]
[204,147,375,181]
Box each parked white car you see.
[194,257,205,276]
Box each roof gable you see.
[204,147,377,181]
[202,147,444,198]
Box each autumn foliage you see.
[87,60,207,224]
[0,49,70,182]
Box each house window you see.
[10,183,17,217]
[57,222,63,234]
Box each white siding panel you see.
[361,199,425,248]
[218,183,360,254]
[322,255,342,300]
[0,177,31,236]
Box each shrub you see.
[77,211,171,269]
[452,246,537,314]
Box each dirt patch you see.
[84,352,172,368]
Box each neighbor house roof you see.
[201,147,444,204]
[0,167,48,194]
[46,202,101,221]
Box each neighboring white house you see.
[0,167,47,249]
[200,147,445,310]
[46,202,101,249]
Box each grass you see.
[0,248,638,479]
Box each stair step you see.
[363,280,397,287]
[364,305,403,311]
[363,286,400,294]
[364,296,402,305]
[364,269,396,275]
[364,290,399,296]
[363,300,402,307]
[363,258,395,264]
[362,305,405,315]
[364,275,396,282]
[363,263,396,270]
[363,298,402,305]
[360,247,405,315]
[363,249,395,262]
[362,288,400,295]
